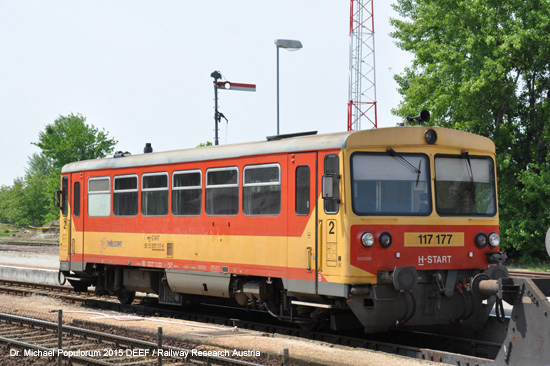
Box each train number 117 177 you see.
[404,232,464,247]
[418,234,452,245]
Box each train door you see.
[287,152,318,294]
[321,153,340,272]
[71,173,84,269]
[60,176,71,265]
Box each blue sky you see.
[0,1,412,187]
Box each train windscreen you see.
[434,155,497,216]
[351,152,431,215]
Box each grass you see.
[0,223,58,244]
[505,257,550,272]
[0,224,12,237]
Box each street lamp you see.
[275,39,303,135]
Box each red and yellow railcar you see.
[59,127,507,332]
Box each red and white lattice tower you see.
[347,0,377,131]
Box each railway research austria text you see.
[10,347,261,359]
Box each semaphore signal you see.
[210,70,256,146]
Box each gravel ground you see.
[0,293,443,366]
[0,244,58,269]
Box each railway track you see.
[508,269,550,279]
[0,278,503,365]
[0,240,58,246]
[0,311,264,366]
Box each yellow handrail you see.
[27,225,59,230]
[318,220,322,273]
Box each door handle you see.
[306,247,312,271]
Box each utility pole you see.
[348,0,377,131]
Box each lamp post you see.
[275,39,302,136]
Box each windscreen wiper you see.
[461,151,476,205]
[386,148,422,187]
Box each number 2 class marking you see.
[328,221,335,234]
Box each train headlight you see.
[361,232,375,248]
[425,129,438,145]
[475,233,488,249]
[488,233,500,247]
[379,232,393,248]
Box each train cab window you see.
[88,177,111,217]
[324,154,340,214]
[243,164,281,216]
[206,167,239,216]
[114,175,138,216]
[172,170,202,216]
[296,166,310,215]
[73,181,80,217]
[142,173,169,216]
[351,152,431,216]
[434,155,497,216]
[61,177,69,217]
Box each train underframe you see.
[62,263,508,333]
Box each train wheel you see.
[297,319,320,331]
[68,279,90,293]
[295,306,323,331]
[117,288,136,305]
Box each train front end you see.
[341,127,507,333]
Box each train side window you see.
[73,181,80,217]
[142,172,169,216]
[243,164,281,216]
[324,154,340,214]
[114,175,138,216]
[88,177,111,217]
[296,165,310,215]
[206,167,239,216]
[172,170,202,216]
[61,176,69,217]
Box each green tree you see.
[33,113,117,169]
[26,152,53,177]
[32,114,117,224]
[21,153,56,224]
[20,171,50,226]
[0,115,117,226]
[391,0,550,261]
[0,172,53,226]
[0,182,23,224]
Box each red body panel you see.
[74,153,321,238]
[350,224,499,272]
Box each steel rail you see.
[508,269,550,279]
[0,278,502,365]
[0,312,265,366]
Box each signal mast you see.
[347,0,377,131]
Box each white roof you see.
[61,126,494,173]
[62,131,352,173]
